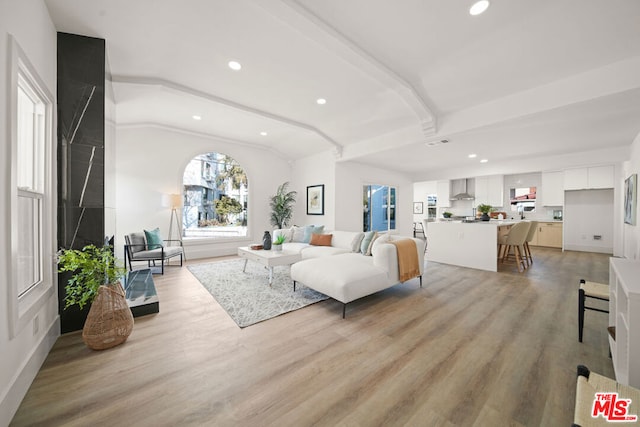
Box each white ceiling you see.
[45,0,640,180]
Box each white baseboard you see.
[0,316,59,427]
[563,244,613,254]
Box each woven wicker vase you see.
[82,282,134,351]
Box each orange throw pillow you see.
[310,233,332,246]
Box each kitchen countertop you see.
[437,219,563,224]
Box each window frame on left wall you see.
[8,36,56,337]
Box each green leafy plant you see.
[273,234,286,245]
[443,211,453,218]
[477,204,495,214]
[57,245,126,310]
[213,195,242,224]
[269,182,297,229]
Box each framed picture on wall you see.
[413,202,423,214]
[307,184,324,215]
[624,174,637,225]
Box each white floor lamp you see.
[165,193,186,260]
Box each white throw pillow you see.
[351,232,365,252]
[369,233,391,255]
[274,228,293,243]
[291,226,306,243]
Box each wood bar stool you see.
[522,220,538,267]
[578,279,609,342]
[498,221,531,272]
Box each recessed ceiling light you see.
[469,0,490,15]
[228,61,242,71]
[316,98,327,105]
[468,154,477,158]
[260,131,268,136]
[480,159,489,163]
[192,115,202,120]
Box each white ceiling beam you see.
[342,56,640,162]
[256,0,438,137]
[437,56,640,139]
[111,75,344,156]
[117,121,293,161]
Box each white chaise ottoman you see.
[290,253,391,318]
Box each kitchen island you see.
[426,220,517,272]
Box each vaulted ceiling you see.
[45,0,640,180]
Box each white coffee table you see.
[237,247,302,286]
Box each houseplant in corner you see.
[477,204,494,221]
[269,181,297,229]
[58,244,133,350]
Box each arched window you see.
[182,153,248,239]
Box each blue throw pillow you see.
[360,231,376,254]
[303,225,325,243]
[144,228,164,250]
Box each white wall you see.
[115,126,291,260]
[412,180,437,223]
[334,161,413,236]
[291,150,336,229]
[0,2,60,425]
[564,189,615,254]
[623,132,640,259]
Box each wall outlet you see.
[593,235,602,240]
[33,315,39,335]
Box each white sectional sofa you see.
[273,226,425,317]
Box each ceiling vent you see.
[425,139,449,147]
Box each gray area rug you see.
[188,259,328,328]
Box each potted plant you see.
[272,234,286,251]
[443,211,453,219]
[58,244,134,350]
[477,204,494,221]
[269,182,297,229]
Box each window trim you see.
[8,36,56,337]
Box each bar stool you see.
[578,279,609,342]
[498,221,531,272]
[413,221,425,238]
[522,221,538,267]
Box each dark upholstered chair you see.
[124,232,183,275]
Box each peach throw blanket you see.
[391,239,420,282]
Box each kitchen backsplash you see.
[438,199,562,221]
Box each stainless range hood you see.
[450,178,475,201]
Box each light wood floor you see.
[11,248,614,426]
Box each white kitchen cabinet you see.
[541,171,564,206]
[609,258,640,388]
[475,175,504,207]
[564,168,588,190]
[588,165,615,189]
[564,165,614,190]
[436,180,450,207]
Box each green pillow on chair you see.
[144,228,164,250]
